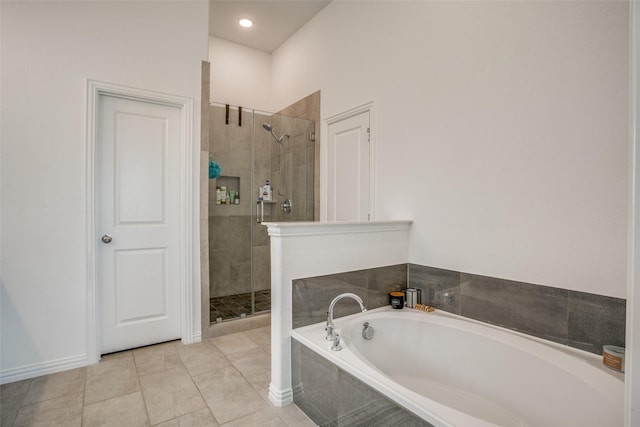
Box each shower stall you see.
[208,102,315,322]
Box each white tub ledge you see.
[263,220,412,407]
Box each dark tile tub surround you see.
[292,263,625,355]
[292,264,407,328]
[292,338,434,427]
[568,291,627,354]
[408,264,626,355]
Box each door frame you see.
[85,80,194,364]
[323,101,376,221]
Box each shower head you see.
[262,123,289,144]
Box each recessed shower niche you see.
[212,175,240,206]
[208,102,316,323]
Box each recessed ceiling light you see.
[239,18,253,28]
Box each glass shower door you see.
[209,103,315,323]
[208,103,254,322]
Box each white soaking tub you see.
[291,306,623,427]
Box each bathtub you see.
[291,306,624,427]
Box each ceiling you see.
[209,0,331,53]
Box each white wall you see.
[271,1,629,298]
[0,0,208,380]
[625,1,639,423]
[209,36,271,111]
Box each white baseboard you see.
[192,331,202,343]
[269,384,294,407]
[0,354,88,385]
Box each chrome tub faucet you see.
[325,293,367,342]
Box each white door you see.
[327,110,371,221]
[97,94,181,354]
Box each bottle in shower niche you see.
[262,179,272,201]
[234,191,240,204]
[220,186,227,204]
[215,186,221,205]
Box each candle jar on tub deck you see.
[389,291,404,309]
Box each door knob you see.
[101,234,112,243]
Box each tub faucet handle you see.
[331,333,342,351]
[326,312,336,341]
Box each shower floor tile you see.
[210,290,271,322]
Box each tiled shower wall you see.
[291,263,626,355]
[208,105,271,298]
[267,114,316,222]
[275,91,321,220]
[203,91,320,326]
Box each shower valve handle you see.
[281,199,292,214]
[256,200,264,223]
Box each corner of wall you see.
[200,60,211,340]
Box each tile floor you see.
[0,326,316,427]
[210,290,271,322]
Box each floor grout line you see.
[130,350,152,427]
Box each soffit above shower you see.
[209,0,331,53]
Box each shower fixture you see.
[262,123,289,198]
[262,123,289,144]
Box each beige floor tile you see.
[243,326,271,350]
[139,365,207,425]
[256,388,317,427]
[134,341,183,376]
[1,379,32,427]
[5,325,282,427]
[85,353,141,405]
[1,399,19,427]
[212,332,259,356]
[256,387,270,402]
[1,378,31,400]
[22,367,85,406]
[13,391,83,427]
[101,350,134,361]
[227,347,271,391]
[270,404,317,427]
[0,409,17,427]
[220,407,287,427]
[152,407,219,427]
[193,366,267,424]
[83,391,149,427]
[175,340,232,377]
